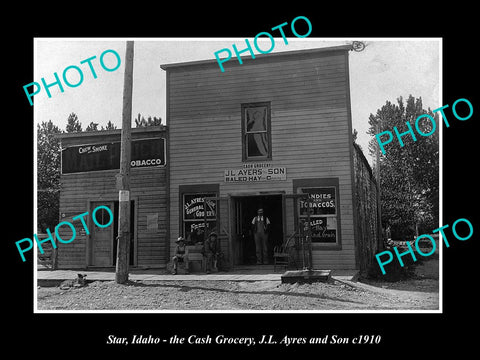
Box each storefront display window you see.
[297,185,339,244]
[183,193,217,243]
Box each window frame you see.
[241,102,272,162]
[293,178,342,250]
[179,184,219,241]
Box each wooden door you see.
[233,198,244,265]
[91,201,114,267]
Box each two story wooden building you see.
[54,44,380,273]
[161,44,380,271]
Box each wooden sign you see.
[61,138,166,174]
[224,166,286,182]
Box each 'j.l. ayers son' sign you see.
[224,166,287,182]
[61,138,166,174]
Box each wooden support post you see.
[204,197,208,241]
[306,196,313,271]
[286,193,313,270]
[115,41,134,284]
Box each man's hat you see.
[176,236,185,243]
[209,232,218,238]
[257,208,264,213]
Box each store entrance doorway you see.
[232,194,284,265]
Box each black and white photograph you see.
[32,37,441,312]
[6,8,478,357]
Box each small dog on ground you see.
[59,274,87,290]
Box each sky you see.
[34,38,441,165]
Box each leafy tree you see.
[65,112,82,132]
[37,120,62,232]
[367,95,439,239]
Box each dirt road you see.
[37,260,439,311]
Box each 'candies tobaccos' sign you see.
[61,138,166,174]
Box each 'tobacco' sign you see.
[61,138,166,174]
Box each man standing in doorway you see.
[251,208,270,264]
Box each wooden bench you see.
[185,245,206,273]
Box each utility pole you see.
[116,41,134,284]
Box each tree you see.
[65,112,82,132]
[367,95,439,239]
[104,120,117,130]
[134,113,162,127]
[37,120,62,232]
[352,128,363,152]
[85,122,99,131]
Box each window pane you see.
[300,217,337,243]
[247,133,268,157]
[94,208,110,226]
[297,187,338,243]
[183,194,216,220]
[184,221,217,243]
[246,106,267,132]
[299,187,336,216]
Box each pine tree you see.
[134,113,162,127]
[65,112,82,132]
[85,122,99,131]
[104,120,117,130]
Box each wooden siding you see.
[352,143,381,273]
[56,128,168,269]
[166,48,358,270]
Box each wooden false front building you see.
[55,126,168,269]
[161,44,381,272]
[54,45,380,273]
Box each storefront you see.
[161,44,381,271]
[54,45,380,273]
[55,126,168,269]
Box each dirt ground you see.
[36,259,439,311]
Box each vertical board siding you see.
[352,143,381,273]
[167,49,358,270]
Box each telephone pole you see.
[116,41,134,284]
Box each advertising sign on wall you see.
[298,187,337,243]
[61,138,166,174]
[224,166,286,182]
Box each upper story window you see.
[241,102,272,161]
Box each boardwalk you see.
[36,266,358,285]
